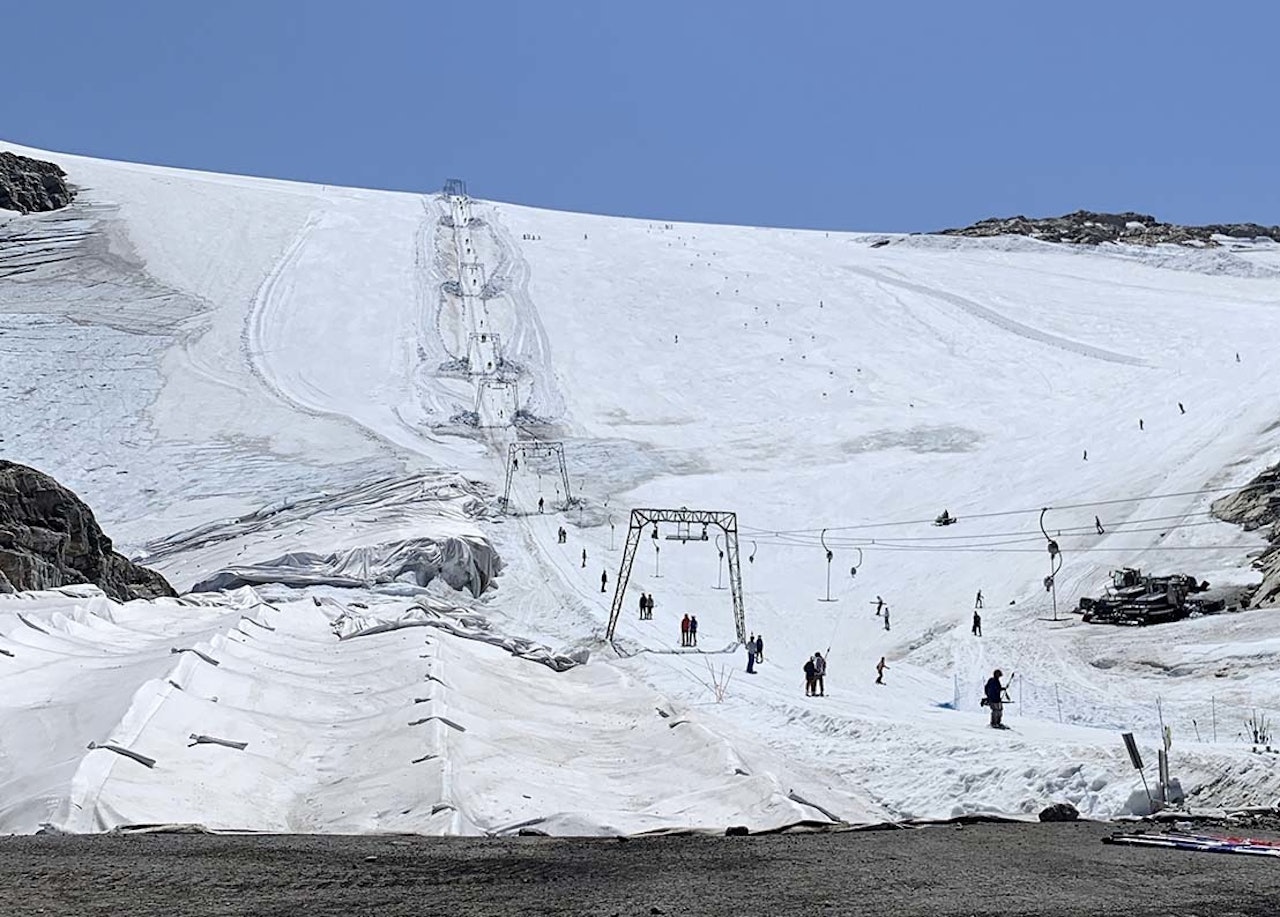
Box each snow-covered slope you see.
[2,140,1279,833]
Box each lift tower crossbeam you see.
[606,508,745,644]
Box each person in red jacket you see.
[680,614,690,647]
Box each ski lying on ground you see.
[1104,831,1280,858]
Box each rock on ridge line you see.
[0,151,75,214]
[938,210,1280,248]
[1212,463,1280,608]
[0,460,175,601]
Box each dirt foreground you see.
[1,821,1277,916]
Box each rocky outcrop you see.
[1212,464,1280,607]
[939,211,1280,248]
[0,461,175,601]
[0,151,74,214]
[1038,803,1079,823]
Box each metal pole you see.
[654,542,661,578]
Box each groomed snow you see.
[2,139,1279,833]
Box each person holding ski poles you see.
[983,669,1011,729]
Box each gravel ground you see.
[1,822,1278,916]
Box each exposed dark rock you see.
[0,152,74,214]
[938,210,1280,248]
[1038,803,1080,823]
[1213,464,1280,607]
[0,460,175,601]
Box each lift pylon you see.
[502,441,572,511]
[606,508,745,643]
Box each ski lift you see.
[849,546,863,579]
[748,540,757,564]
[934,509,957,527]
[819,529,837,602]
[1039,508,1065,620]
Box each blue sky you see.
[4,1,1276,231]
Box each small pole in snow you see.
[1055,683,1063,723]
[1212,696,1217,743]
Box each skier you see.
[1139,418,1144,431]
[1083,450,1088,461]
[581,549,587,568]
[803,655,817,695]
[1179,402,1186,415]
[983,669,1010,729]
[975,590,984,609]
[875,656,888,685]
[1095,515,1105,535]
[601,570,608,593]
[972,610,982,637]
[755,633,764,663]
[690,615,699,646]
[746,634,756,673]
[875,595,884,617]
[813,652,827,696]
[538,497,544,514]
[883,605,891,632]
[681,614,690,647]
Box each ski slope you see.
[2,140,1280,833]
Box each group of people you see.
[802,652,827,695]
[745,633,765,673]
[680,613,699,646]
[637,592,655,619]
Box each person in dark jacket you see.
[803,656,817,695]
[638,593,647,619]
[754,634,764,663]
[813,652,827,696]
[972,610,982,637]
[984,669,1009,729]
[690,615,699,646]
[680,614,690,647]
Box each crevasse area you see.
[2,140,1279,834]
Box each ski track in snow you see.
[844,264,1146,367]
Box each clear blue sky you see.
[4,1,1277,232]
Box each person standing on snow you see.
[690,615,699,646]
[875,595,884,617]
[601,570,608,593]
[680,614,690,646]
[975,590,983,609]
[813,652,827,696]
[984,669,1010,729]
[581,548,587,568]
[538,497,545,513]
[754,634,764,663]
[638,593,647,619]
[875,656,888,685]
[804,655,817,695]
[972,609,982,637]
[883,605,891,632]
[746,635,756,673]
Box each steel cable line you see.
[738,481,1273,538]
